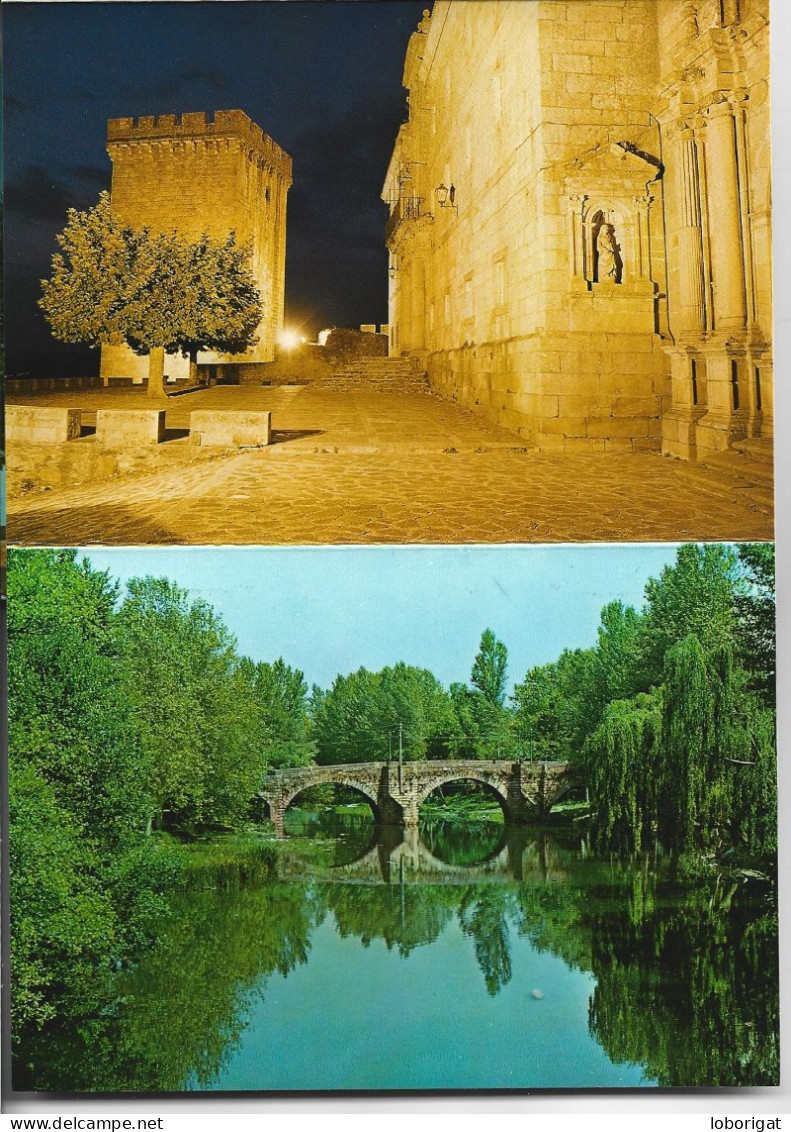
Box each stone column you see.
[662,127,708,459]
[633,194,654,281]
[694,99,749,453]
[676,129,707,336]
[662,350,706,459]
[695,348,749,454]
[568,195,587,283]
[704,99,747,332]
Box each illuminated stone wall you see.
[384,0,771,458]
[654,0,772,458]
[100,110,292,383]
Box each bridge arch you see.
[414,771,513,823]
[280,778,383,826]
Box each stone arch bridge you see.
[260,759,584,838]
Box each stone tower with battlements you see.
[100,110,292,383]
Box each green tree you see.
[125,230,262,392]
[7,549,148,845]
[38,193,147,355]
[39,195,262,397]
[447,630,516,759]
[311,663,456,765]
[552,647,601,758]
[584,692,662,854]
[512,662,564,760]
[312,668,384,765]
[117,576,260,830]
[734,543,775,702]
[471,628,508,706]
[7,551,177,1038]
[244,657,314,770]
[638,544,738,684]
[595,600,643,704]
[9,760,118,1036]
[378,663,456,761]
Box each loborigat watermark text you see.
[711,1121,783,1131]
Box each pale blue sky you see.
[83,544,681,693]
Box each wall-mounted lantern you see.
[436,182,457,212]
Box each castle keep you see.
[383,0,771,459]
[100,110,292,382]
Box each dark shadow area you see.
[78,425,96,438]
[162,428,191,442]
[270,429,323,445]
[261,379,311,387]
[166,386,205,398]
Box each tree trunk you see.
[147,346,165,398]
[189,348,199,387]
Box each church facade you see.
[383,1,771,459]
[100,110,291,383]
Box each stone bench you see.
[6,406,83,444]
[189,410,271,448]
[95,409,166,448]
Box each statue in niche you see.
[595,221,622,283]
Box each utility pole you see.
[398,720,403,791]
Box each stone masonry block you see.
[6,406,82,445]
[190,410,271,448]
[553,91,596,110]
[564,437,607,454]
[586,416,650,439]
[633,436,662,452]
[559,38,606,56]
[610,375,658,398]
[96,410,166,449]
[583,22,620,42]
[612,395,662,417]
[557,395,615,417]
[549,108,607,127]
[560,350,612,375]
[534,432,567,453]
[541,415,587,436]
[553,53,592,74]
[603,438,636,454]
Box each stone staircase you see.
[319,356,429,394]
[687,437,775,514]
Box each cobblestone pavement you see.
[6,383,774,545]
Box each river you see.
[15,812,778,1092]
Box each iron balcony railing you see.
[385,195,426,242]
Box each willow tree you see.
[658,636,735,855]
[584,692,661,854]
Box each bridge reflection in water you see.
[278,820,578,886]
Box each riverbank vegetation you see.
[8,543,776,1049]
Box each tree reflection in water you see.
[14,819,778,1092]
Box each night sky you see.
[3,0,427,376]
